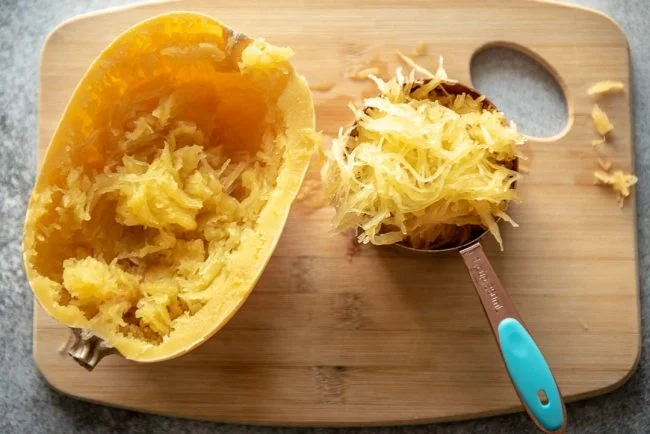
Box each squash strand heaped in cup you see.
[322,61,524,250]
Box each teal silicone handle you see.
[498,318,565,432]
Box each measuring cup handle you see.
[460,243,566,433]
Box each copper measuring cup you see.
[361,79,567,433]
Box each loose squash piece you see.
[588,81,625,96]
[591,104,614,136]
[412,41,427,57]
[592,138,606,147]
[597,158,612,171]
[23,12,316,362]
[347,67,381,81]
[309,81,335,92]
[594,169,637,207]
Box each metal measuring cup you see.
[359,79,567,433]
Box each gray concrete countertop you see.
[1,1,647,433]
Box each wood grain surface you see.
[34,0,639,426]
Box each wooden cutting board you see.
[34,0,639,426]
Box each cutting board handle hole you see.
[470,43,570,142]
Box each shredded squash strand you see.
[27,39,299,344]
[592,104,614,136]
[594,169,637,207]
[588,81,625,96]
[322,66,523,250]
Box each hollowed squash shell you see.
[23,12,315,362]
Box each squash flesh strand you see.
[26,36,296,344]
[323,69,524,249]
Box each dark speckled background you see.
[1,1,648,433]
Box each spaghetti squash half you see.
[23,13,316,361]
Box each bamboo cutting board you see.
[34,0,639,426]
